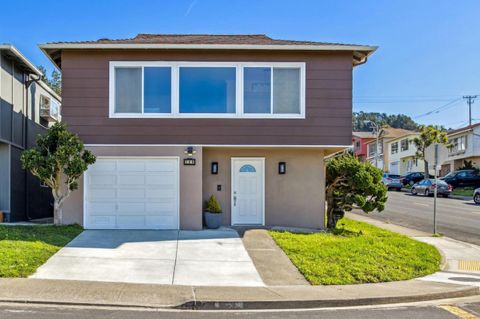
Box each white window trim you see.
[109,61,306,119]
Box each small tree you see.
[413,125,448,177]
[326,155,387,229]
[205,195,222,213]
[21,123,95,224]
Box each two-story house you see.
[365,127,412,172]
[425,123,480,176]
[352,131,375,162]
[0,44,61,222]
[385,132,424,175]
[40,34,376,230]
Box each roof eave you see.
[39,43,378,70]
[0,44,42,76]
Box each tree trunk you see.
[424,159,429,179]
[53,200,63,225]
[326,190,336,229]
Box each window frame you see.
[109,61,306,119]
[391,141,398,154]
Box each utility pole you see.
[463,95,478,126]
[433,144,438,235]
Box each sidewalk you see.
[0,278,476,310]
[1,215,479,310]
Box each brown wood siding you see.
[61,49,353,145]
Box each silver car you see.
[411,179,452,197]
[382,173,403,191]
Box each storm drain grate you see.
[459,260,480,271]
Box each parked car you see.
[411,179,452,197]
[474,188,480,204]
[382,173,403,191]
[401,172,433,186]
[441,169,480,188]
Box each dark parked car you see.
[441,169,480,188]
[401,172,433,186]
[411,179,452,197]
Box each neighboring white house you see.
[426,123,480,176]
[386,132,424,175]
[365,128,413,172]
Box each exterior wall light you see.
[211,162,218,174]
[279,162,286,174]
[184,146,196,157]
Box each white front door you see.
[231,158,264,225]
[390,161,399,175]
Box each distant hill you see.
[353,112,420,132]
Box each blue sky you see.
[1,0,479,128]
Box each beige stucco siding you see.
[202,148,325,229]
[62,146,203,229]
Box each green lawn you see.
[0,225,83,277]
[451,187,474,197]
[269,218,440,285]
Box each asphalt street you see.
[353,190,480,245]
[1,302,480,319]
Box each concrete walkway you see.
[31,228,263,287]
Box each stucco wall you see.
[202,148,325,229]
[62,146,203,229]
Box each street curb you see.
[176,286,480,310]
[400,188,470,201]
[0,286,478,311]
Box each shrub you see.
[205,195,222,213]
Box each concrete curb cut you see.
[177,286,480,310]
[0,286,478,311]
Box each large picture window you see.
[110,62,305,118]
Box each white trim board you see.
[108,61,306,119]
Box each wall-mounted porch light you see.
[278,162,286,174]
[211,162,219,174]
[184,146,196,157]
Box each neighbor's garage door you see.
[84,158,179,229]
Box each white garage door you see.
[84,158,179,229]
[390,161,399,175]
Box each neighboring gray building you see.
[0,44,61,222]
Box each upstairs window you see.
[391,142,398,154]
[400,139,409,151]
[449,135,467,154]
[114,66,171,114]
[110,62,305,118]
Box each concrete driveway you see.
[31,228,264,287]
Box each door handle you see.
[233,191,237,206]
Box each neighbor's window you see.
[114,66,172,114]
[449,136,467,154]
[179,67,236,114]
[110,62,304,118]
[400,139,409,151]
[391,142,398,154]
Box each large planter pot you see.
[204,211,223,229]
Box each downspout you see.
[23,73,41,220]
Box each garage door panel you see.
[85,158,179,230]
[89,175,116,186]
[117,160,147,172]
[117,188,145,199]
[146,161,176,172]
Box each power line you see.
[413,98,463,119]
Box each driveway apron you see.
[30,228,264,287]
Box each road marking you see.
[413,202,429,207]
[438,305,479,319]
[459,260,480,271]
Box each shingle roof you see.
[40,34,377,70]
[448,123,480,136]
[352,131,376,139]
[45,33,367,47]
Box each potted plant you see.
[204,195,223,229]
